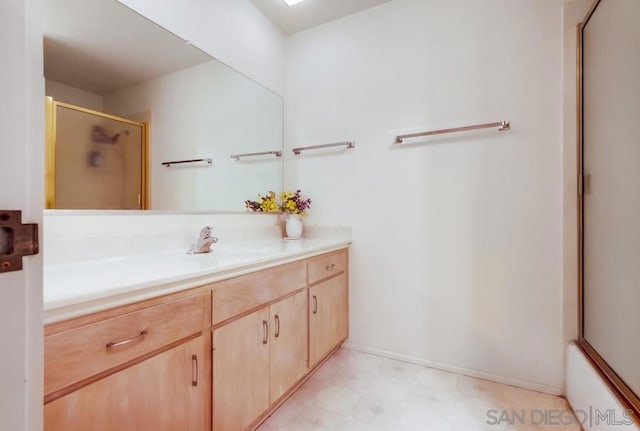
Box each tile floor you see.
[257,349,582,431]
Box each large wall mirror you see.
[43,0,283,211]
[579,0,640,417]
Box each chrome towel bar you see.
[161,158,212,167]
[230,150,282,161]
[292,141,355,155]
[394,121,510,144]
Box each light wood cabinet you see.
[44,247,349,431]
[44,292,211,431]
[45,294,206,397]
[212,290,309,430]
[309,272,349,368]
[212,261,306,325]
[44,335,208,431]
[212,307,270,431]
[269,290,308,402]
[307,250,347,285]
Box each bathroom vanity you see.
[43,243,349,431]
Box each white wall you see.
[117,0,285,96]
[103,60,283,211]
[286,0,565,392]
[45,79,104,111]
[0,0,44,430]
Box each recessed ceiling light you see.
[283,0,305,6]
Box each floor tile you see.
[257,349,582,431]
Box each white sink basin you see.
[213,245,277,256]
[182,244,279,266]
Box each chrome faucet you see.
[187,226,219,254]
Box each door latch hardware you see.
[0,211,39,273]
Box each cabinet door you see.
[213,307,270,431]
[269,290,308,402]
[44,336,208,431]
[309,273,348,368]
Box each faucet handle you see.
[187,226,218,254]
[199,226,213,239]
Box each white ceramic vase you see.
[285,213,303,239]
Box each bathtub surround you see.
[566,344,640,431]
[285,0,568,393]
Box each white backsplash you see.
[43,212,281,265]
[43,211,351,266]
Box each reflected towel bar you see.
[162,158,212,167]
[292,141,355,155]
[230,150,282,161]
[394,121,510,144]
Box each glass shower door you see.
[580,0,640,412]
[46,99,147,210]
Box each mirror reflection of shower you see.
[45,98,147,210]
[87,126,130,168]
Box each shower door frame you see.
[45,97,149,209]
[576,0,640,420]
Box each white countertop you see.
[44,237,350,324]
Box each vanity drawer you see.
[212,260,306,325]
[307,249,347,285]
[45,294,206,398]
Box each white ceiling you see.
[249,0,393,34]
[43,0,212,95]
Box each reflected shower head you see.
[91,125,125,144]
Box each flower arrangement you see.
[245,189,312,215]
[279,190,312,215]
[244,191,279,213]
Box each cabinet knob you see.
[274,314,280,338]
[312,295,318,314]
[325,263,336,271]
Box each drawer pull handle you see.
[274,314,280,338]
[192,354,199,387]
[312,295,318,314]
[262,320,269,345]
[325,263,336,271]
[106,330,148,349]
